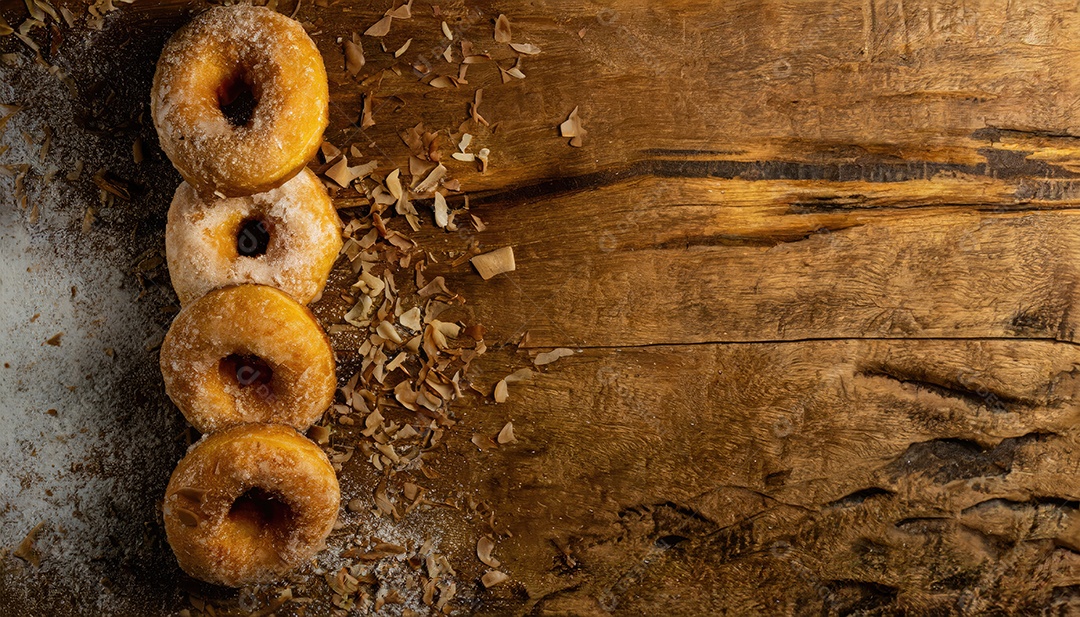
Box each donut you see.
[159,284,336,434]
[163,424,340,586]
[165,168,343,306]
[151,5,329,197]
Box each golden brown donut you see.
[159,284,336,434]
[151,5,329,197]
[165,168,343,306]
[163,424,340,586]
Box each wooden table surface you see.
[4,0,1080,614]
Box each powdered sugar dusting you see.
[0,21,190,612]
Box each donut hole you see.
[236,217,272,257]
[228,487,294,537]
[217,69,260,128]
[220,353,274,399]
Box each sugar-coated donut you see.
[151,5,329,197]
[163,424,340,586]
[166,168,343,306]
[159,284,336,434]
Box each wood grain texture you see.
[454,341,1080,613]
[326,0,1080,609]
[6,0,1080,614]
[326,1,1080,612]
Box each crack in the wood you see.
[857,365,1035,410]
[528,334,1080,351]
[973,125,1080,143]
[462,148,1080,211]
[961,495,1080,516]
[894,515,954,527]
[791,199,1078,214]
[826,486,895,509]
[651,224,866,249]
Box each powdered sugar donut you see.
[166,168,342,306]
[163,424,339,586]
[151,5,329,197]
[159,284,336,434]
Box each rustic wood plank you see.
[404,175,1080,348]
[447,339,1080,614]
[305,0,1080,194]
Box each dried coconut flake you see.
[477,536,500,568]
[494,14,511,43]
[560,106,586,147]
[386,168,403,199]
[429,75,456,88]
[364,15,393,36]
[505,368,533,383]
[471,246,515,280]
[345,296,374,327]
[321,141,342,162]
[481,570,509,588]
[510,42,540,55]
[399,307,422,331]
[470,89,488,126]
[433,192,449,228]
[386,0,412,19]
[333,158,378,187]
[497,421,517,444]
[534,348,576,366]
[414,164,447,194]
[360,93,376,128]
[344,38,365,75]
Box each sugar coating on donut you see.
[159,285,336,434]
[166,167,343,306]
[151,5,329,196]
[163,424,339,586]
